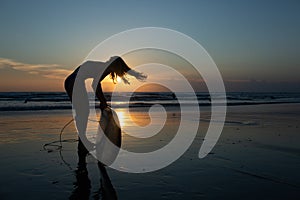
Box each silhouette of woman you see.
[65,56,146,107]
[64,56,146,155]
[66,56,146,199]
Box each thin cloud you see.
[0,57,71,79]
[225,79,252,83]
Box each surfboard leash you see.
[43,118,76,152]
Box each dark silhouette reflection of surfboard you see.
[69,107,120,200]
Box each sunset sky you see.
[0,0,299,92]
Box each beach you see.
[0,102,299,199]
[1,0,300,199]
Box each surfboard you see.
[95,107,121,166]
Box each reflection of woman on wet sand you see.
[69,145,118,200]
[65,56,146,199]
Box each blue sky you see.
[0,0,299,91]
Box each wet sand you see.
[0,104,299,199]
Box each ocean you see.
[0,92,300,111]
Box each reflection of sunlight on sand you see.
[115,108,147,128]
[115,108,143,136]
[114,107,167,139]
[113,107,183,153]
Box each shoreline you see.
[0,101,300,114]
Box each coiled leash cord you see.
[43,118,76,152]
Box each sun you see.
[117,76,122,83]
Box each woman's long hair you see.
[109,57,147,84]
